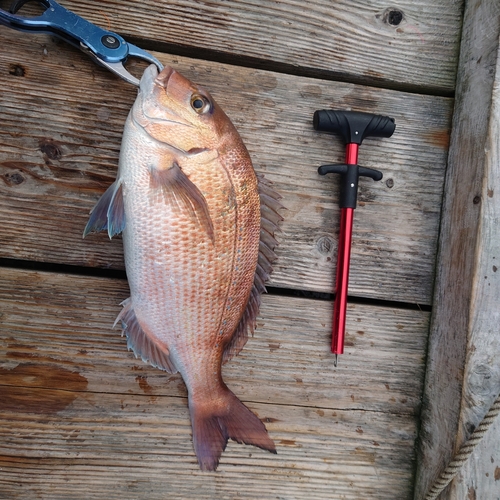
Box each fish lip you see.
[137,64,193,129]
[139,64,176,94]
[139,64,160,94]
[155,66,175,89]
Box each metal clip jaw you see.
[0,0,163,85]
[80,42,165,86]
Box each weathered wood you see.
[0,268,428,498]
[0,397,416,500]
[452,413,500,499]
[0,268,429,414]
[447,24,500,500]
[414,0,500,498]
[61,0,462,92]
[0,0,470,496]
[0,30,452,304]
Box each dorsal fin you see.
[223,174,284,363]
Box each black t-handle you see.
[313,110,395,144]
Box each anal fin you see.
[114,298,178,374]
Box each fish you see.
[83,64,283,471]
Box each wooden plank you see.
[0,397,416,500]
[0,268,429,414]
[59,0,462,92]
[447,22,500,500]
[0,31,453,305]
[0,268,428,498]
[414,0,500,498]
[452,415,500,500]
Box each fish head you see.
[133,64,237,155]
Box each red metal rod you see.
[331,207,354,355]
[345,142,359,166]
[331,143,359,362]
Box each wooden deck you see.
[0,0,497,498]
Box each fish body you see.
[84,65,281,470]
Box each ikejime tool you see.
[313,110,395,366]
[0,0,163,85]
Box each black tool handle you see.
[313,110,395,145]
[318,164,383,208]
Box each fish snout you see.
[155,66,176,89]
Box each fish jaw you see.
[135,65,190,127]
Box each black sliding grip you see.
[313,110,395,145]
[318,164,383,208]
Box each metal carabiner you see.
[0,0,163,85]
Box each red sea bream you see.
[84,64,282,470]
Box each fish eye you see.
[192,98,204,109]
[191,95,211,114]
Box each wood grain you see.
[0,31,452,305]
[59,0,462,92]
[0,268,427,498]
[0,268,429,415]
[447,18,500,500]
[0,397,416,500]
[0,0,472,496]
[452,414,500,500]
[414,0,500,498]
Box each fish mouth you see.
[139,63,160,94]
[137,64,192,128]
[139,64,177,96]
[155,65,176,90]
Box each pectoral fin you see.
[83,180,125,239]
[150,162,214,243]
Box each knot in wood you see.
[316,235,334,255]
[383,8,404,26]
[4,171,25,186]
[9,64,26,77]
[39,139,63,161]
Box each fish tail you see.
[189,388,276,471]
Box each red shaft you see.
[331,143,359,355]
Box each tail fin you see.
[189,388,276,471]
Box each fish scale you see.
[84,64,282,471]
